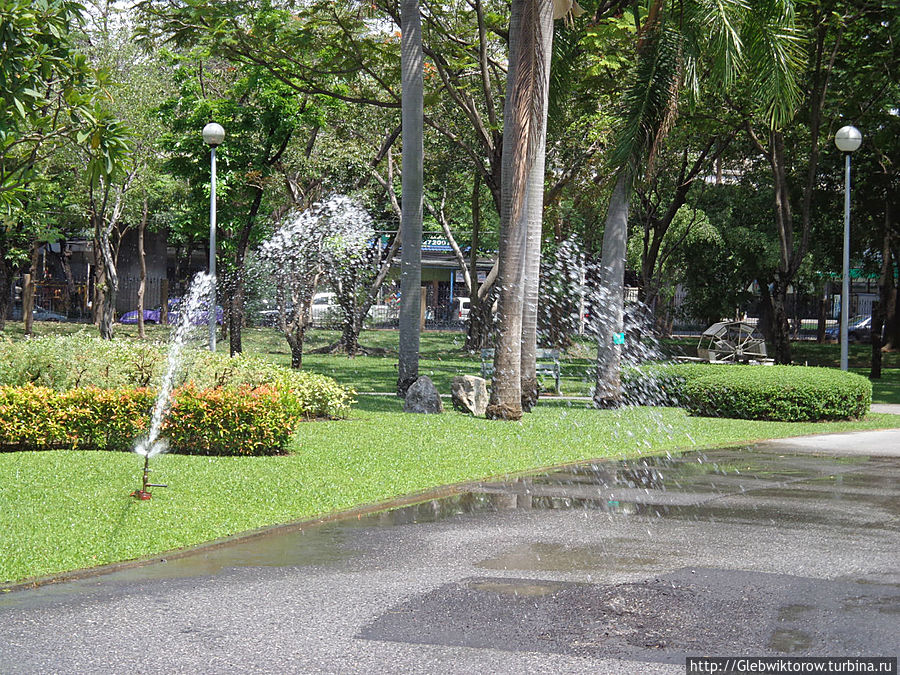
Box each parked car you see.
[119,298,179,324]
[310,292,339,322]
[454,297,470,321]
[119,297,223,325]
[32,305,68,322]
[824,315,877,343]
[257,293,338,328]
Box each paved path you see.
[1,435,898,673]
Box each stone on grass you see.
[451,375,488,417]
[403,376,443,414]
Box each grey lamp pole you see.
[834,125,861,372]
[202,122,225,352]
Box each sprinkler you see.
[132,447,168,500]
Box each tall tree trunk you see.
[883,205,898,350]
[770,276,792,364]
[397,0,424,397]
[286,330,305,369]
[464,174,493,351]
[92,234,104,326]
[594,171,630,408]
[520,3,554,412]
[886,248,899,351]
[137,197,148,339]
[817,280,828,343]
[757,280,774,344]
[0,248,11,331]
[871,302,883,380]
[22,243,38,336]
[340,316,362,356]
[97,219,118,340]
[872,219,893,378]
[487,0,552,421]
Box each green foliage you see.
[680,365,872,422]
[0,383,304,455]
[0,0,114,210]
[0,333,355,419]
[161,383,303,456]
[0,385,152,451]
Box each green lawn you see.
[3,397,900,585]
[2,322,900,584]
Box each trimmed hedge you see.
[622,362,711,407]
[0,333,354,419]
[679,365,871,422]
[0,384,303,455]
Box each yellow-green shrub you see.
[0,384,303,455]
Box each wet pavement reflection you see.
[1,444,898,669]
[3,447,895,600]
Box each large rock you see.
[451,375,488,417]
[403,375,444,414]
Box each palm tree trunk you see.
[487,0,552,421]
[397,0,424,397]
[594,171,630,408]
[520,5,554,412]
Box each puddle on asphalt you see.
[777,604,814,622]
[476,542,658,572]
[3,448,896,605]
[358,568,899,659]
[769,629,813,653]
[466,579,565,597]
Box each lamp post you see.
[202,122,225,352]
[834,125,861,372]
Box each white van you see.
[454,297,470,321]
[310,292,338,323]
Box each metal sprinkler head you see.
[131,443,168,500]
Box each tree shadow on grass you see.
[353,395,404,414]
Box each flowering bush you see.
[163,384,303,456]
[0,384,304,455]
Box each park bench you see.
[480,348,561,394]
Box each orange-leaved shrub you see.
[0,384,303,455]
[161,383,303,456]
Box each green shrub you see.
[0,333,354,419]
[623,362,713,406]
[0,384,304,455]
[162,384,304,456]
[680,365,871,422]
[0,385,152,451]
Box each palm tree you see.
[485,0,555,420]
[397,0,424,397]
[594,0,803,407]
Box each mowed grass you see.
[2,322,900,583]
[3,397,900,585]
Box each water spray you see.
[129,272,213,500]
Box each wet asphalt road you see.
[1,431,898,674]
